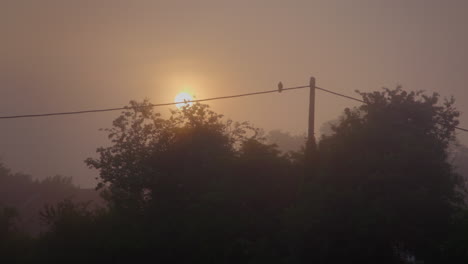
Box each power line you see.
[315,86,364,103]
[0,85,309,119]
[0,84,467,133]
[315,86,468,133]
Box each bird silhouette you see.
[278,82,283,93]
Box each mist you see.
[2,1,468,263]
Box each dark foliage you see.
[287,87,465,263]
[0,163,101,235]
[2,87,468,263]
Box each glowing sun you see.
[174,92,194,109]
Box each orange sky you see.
[1,0,468,187]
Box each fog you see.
[1,0,467,187]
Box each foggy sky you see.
[1,0,467,187]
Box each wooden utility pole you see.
[308,76,316,144]
[307,77,315,150]
[305,76,317,165]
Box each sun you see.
[174,92,194,109]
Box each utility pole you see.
[308,76,316,142]
[306,76,317,165]
[306,77,316,152]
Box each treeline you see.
[0,165,101,235]
[2,87,468,263]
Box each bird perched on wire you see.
[278,81,283,93]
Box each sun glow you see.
[174,92,194,109]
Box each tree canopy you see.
[288,87,465,263]
[2,87,468,263]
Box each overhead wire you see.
[315,86,364,103]
[315,86,468,133]
[0,84,466,133]
[0,85,309,119]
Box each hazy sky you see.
[1,0,468,187]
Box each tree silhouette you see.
[287,87,465,263]
[84,101,296,262]
[6,87,466,263]
[86,101,259,210]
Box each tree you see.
[0,206,19,244]
[85,101,295,262]
[36,199,111,263]
[85,101,258,211]
[287,87,465,263]
[0,206,33,263]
